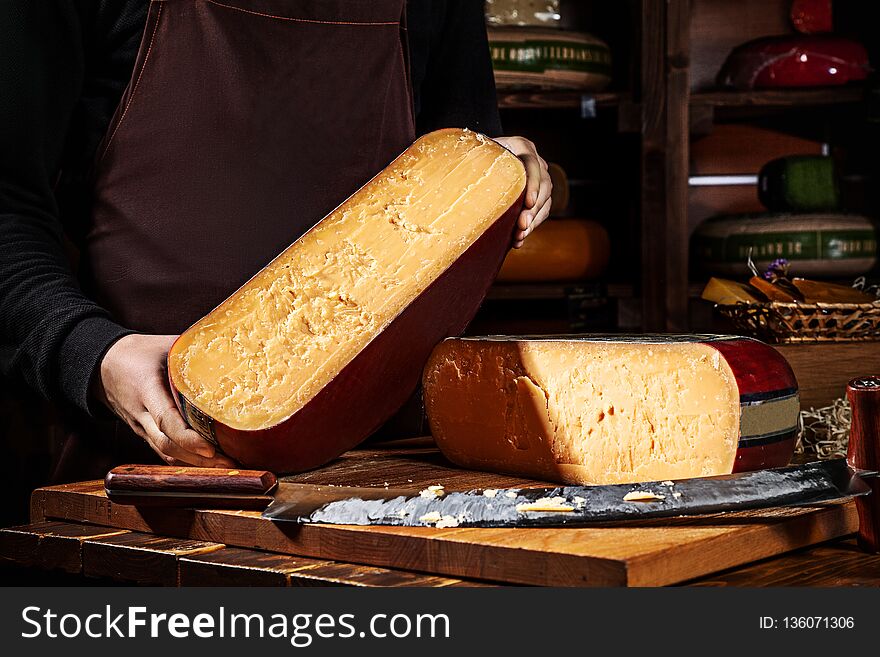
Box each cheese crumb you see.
[483,489,498,498]
[435,515,460,529]
[418,511,459,528]
[661,481,675,487]
[419,511,442,524]
[516,496,575,513]
[419,484,445,499]
[573,496,586,509]
[623,490,666,502]
[505,491,518,499]
[673,492,682,499]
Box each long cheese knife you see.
[104,459,873,521]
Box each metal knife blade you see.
[262,459,875,528]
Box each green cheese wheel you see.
[488,28,612,91]
[758,156,839,212]
[691,213,878,277]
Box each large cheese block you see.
[168,129,526,472]
[497,219,610,282]
[488,28,612,91]
[691,212,878,277]
[423,335,799,485]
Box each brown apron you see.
[54,0,416,481]
[87,0,415,332]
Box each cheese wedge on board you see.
[423,335,799,485]
[168,129,526,472]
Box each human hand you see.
[96,334,236,467]
[494,135,553,248]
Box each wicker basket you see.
[717,301,880,343]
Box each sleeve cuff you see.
[57,316,135,416]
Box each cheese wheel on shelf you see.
[691,212,878,277]
[168,129,526,472]
[547,162,569,216]
[497,219,610,282]
[718,35,869,89]
[488,28,612,91]
[423,335,799,485]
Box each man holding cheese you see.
[0,1,551,478]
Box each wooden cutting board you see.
[30,439,858,586]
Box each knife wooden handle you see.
[847,376,880,553]
[105,464,277,496]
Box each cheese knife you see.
[104,458,873,522]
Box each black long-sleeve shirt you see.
[0,0,501,416]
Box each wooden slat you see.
[179,546,483,587]
[690,87,866,108]
[638,0,692,331]
[82,532,224,586]
[774,343,879,411]
[639,0,667,331]
[496,91,623,110]
[0,521,128,574]
[180,548,319,586]
[688,539,880,587]
[664,0,691,332]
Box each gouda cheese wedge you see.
[167,129,526,471]
[423,335,799,485]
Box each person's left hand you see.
[494,136,552,248]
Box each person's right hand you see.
[96,334,236,467]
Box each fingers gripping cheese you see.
[168,129,526,472]
[423,335,799,485]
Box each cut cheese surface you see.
[169,129,526,432]
[423,336,748,485]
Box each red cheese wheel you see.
[719,35,869,89]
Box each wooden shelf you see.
[486,282,634,301]
[690,86,865,108]
[497,90,628,110]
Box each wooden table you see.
[3,519,879,587]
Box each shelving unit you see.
[483,0,876,334]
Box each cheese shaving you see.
[516,496,575,513]
[623,490,666,502]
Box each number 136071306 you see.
[759,617,855,630]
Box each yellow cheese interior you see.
[423,338,741,485]
[169,130,526,430]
